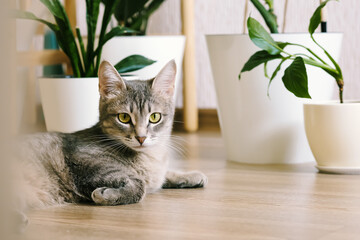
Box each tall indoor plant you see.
[206,0,342,164]
[242,0,360,174]
[113,0,165,36]
[101,0,185,102]
[16,0,155,133]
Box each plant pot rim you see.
[303,100,360,106]
[205,32,343,37]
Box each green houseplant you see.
[206,0,343,164]
[240,0,360,174]
[240,0,344,103]
[15,0,156,133]
[113,0,165,35]
[16,0,155,77]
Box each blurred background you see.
[14,0,360,133]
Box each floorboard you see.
[19,131,360,240]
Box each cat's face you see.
[97,60,176,151]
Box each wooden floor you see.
[20,131,360,240]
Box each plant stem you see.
[293,53,315,60]
[250,0,278,33]
[285,42,327,65]
[310,34,344,103]
[279,48,340,77]
[337,77,344,103]
[310,34,343,77]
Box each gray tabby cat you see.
[17,60,207,212]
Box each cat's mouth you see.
[131,145,149,151]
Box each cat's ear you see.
[98,60,126,98]
[152,60,177,97]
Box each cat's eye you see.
[118,113,131,124]
[149,113,161,123]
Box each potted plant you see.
[206,0,342,164]
[240,0,359,174]
[16,0,155,133]
[101,0,185,101]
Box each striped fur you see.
[17,60,207,212]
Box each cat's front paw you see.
[186,171,208,188]
[92,187,120,205]
[91,179,146,205]
[163,171,208,189]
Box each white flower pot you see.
[206,33,342,164]
[39,77,99,133]
[101,35,186,102]
[304,101,360,173]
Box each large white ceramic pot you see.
[101,35,186,101]
[39,77,99,133]
[304,101,360,174]
[206,33,342,164]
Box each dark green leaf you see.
[247,17,280,55]
[240,50,282,78]
[267,57,290,97]
[308,0,336,34]
[85,0,101,72]
[114,0,165,35]
[250,0,278,33]
[40,0,64,20]
[114,0,147,24]
[276,42,289,50]
[76,27,86,63]
[102,26,137,45]
[41,0,84,77]
[129,0,165,34]
[14,8,83,77]
[115,55,156,73]
[94,0,119,74]
[282,57,311,98]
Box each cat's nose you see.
[135,136,147,145]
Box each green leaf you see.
[250,0,278,33]
[14,10,59,33]
[264,61,269,79]
[85,0,101,73]
[114,0,147,24]
[267,57,290,97]
[276,42,289,50]
[282,57,311,99]
[40,0,64,20]
[114,0,165,35]
[76,27,86,63]
[308,0,336,34]
[129,0,165,34]
[240,50,282,78]
[247,17,280,55]
[102,26,136,45]
[39,0,84,77]
[115,55,156,73]
[95,0,118,75]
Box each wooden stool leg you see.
[181,0,198,132]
